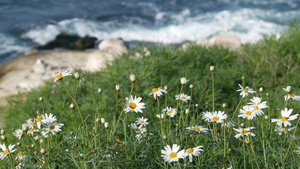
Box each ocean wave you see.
[21,8,293,45]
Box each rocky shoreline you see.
[0,33,241,107]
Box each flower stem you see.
[211,72,214,112]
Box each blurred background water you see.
[0,0,300,64]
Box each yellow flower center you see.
[29,128,34,132]
[194,127,200,131]
[142,133,146,136]
[289,93,294,97]
[212,116,219,121]
[169,152,177,158]
[246,111,252,115]
[16,160,20,164]
[3,149,9,155]
[18,152,24,157]
[115,139,120,143]
[241,130,248,134]
[187,148,194,154]
[56,73,63,79]
[243,89,248,92]
[167,111,172,114]
[29,123,34,126]
[135,128,140,132]
[141,121,145,123]
[53,122,57,125]
[49,125,55,130]
[89,131,93,135]
[281,116,288,121]
[18,132,22,135]
[36,117,42,122]
[152,88,158,92]
[88,145,91,148]
[253,106,259,110]
[283,128,287,132]
[181,97,186,100]
[224,120,228,123]
[129,103,137,109]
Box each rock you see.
[32,59,46,73]
[209,33,241,49]
[36,33,97,50]
[98,38,127,55]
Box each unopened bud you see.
[96,118,99,123]
[0,129,5,135]
[74,72,80,80]
[176,123,179,127]
[101,118,105,124]
[264,115,269,120]
[227,148,232,152]
[11,128,15,131]
[26,145,29,148]
[115,85,120,92]
[184,163,188,167]
[39,97,44,102]
[210,66,214,72]
[164,86,168,91]
[266,93,269,97]
[222,103,226,109]
[17,142,21,147]
[1,135,6,141]
[104,122,109,129]
[69,104,75,110]
[70,132,74,135]
[245,137,251,145]
[36,111,41,115]
[34,151,38,155]
[278,132,283,137]
[185,109,189,114]
[163,135,167,140]
[40,148,46,155]
[189,84,194,90]
[276,107,281,111]
[241,76,245,80]
[97,88,102,94]
[93,149,97,153]
[129,74,136,83]
[259,87,263,93]
[286,86,291,93]
[195,104,199,108]
[31,144,35,148]
[240,123,245,128]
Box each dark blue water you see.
[1,0,300,64]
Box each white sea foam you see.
[21,8,293,45]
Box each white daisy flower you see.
[41,113,57,123]
[165,107,177,118]
[37,159,45,168]
[248,97,268,116]
[284,93,300,101]
[27,128,37,136]
[54,70,72,82]
[180,77,189,85]
[124,96,146,113]
[35,116,43,129]
[156,113,165,119]
[26,119,35,129]
[221,119,235,128]
[233,127,255,138]
[186,125,209,133]
[202,111,227,123]
[15,151,26,160]
[15,163,24,169]
[43,121,64,135]
[130,123,143,133]
[135,128,147,140]
[136,117,149,127]
[175,93,191,103]
[271,108,299,127]
[161,144,186,162]
[34,131,48,143]
[275,126,295,133]
[13,129,23,140]
[0,144,16,160]
[282,86,292,93]
[185,146,203,162]
[149,87,167,100]
[238,105,256,120]
[237,84,256,98]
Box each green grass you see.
[1,23,300,168]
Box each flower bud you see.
[176,123,179,127]
[245,137,251,145]
[1,135,6,141]
[101,118,105,124]
[276,107,281,111]
[70,132,74,135]
[25,145,29,148]
[97,88,102,94]
[210,66,214,72]
[163,135,167,140]
[31,144,35,148]
[241,76,245,80]
[264,115,269,120]
[222,103,226,109]
[0,129,5,135]
[266,93,269,97]
[278,132,283,137]
[259,87,263,93]
[17,142,21,147]
[34,151,38,155]
[164,86,168,91]
[195,104,199,108]
[36,111,41,115]
[96,118,99,123]
[115,85,120,92]
[286,86,291,93]
[189,84,194,90]
[39,97,44,102]
[180,77,189,85]
[22,124,27,132]
[40,148,46,155]
[184,163,188,167]
[104,122,109,129]
[74,72,80,80]
[185,109,189,114]
[11,128,15,131]
[240,123,245,128]
[129,74,136,83]
[69,104,75,110]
